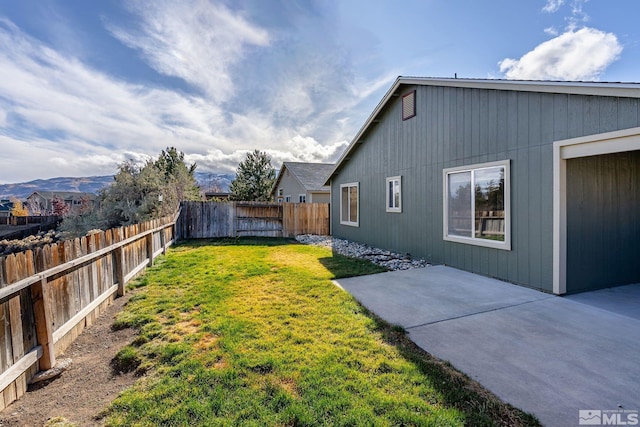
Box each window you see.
[298,194,306,203]
[443,160,510,250]
[277,197,283,203]
[278,188,283,197]
[402,90,416,120]
[340,182,359,226]
[386,176,402,213]
[285,195,291,202]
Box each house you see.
[271,162,334,203]
[0,199,14,218]
[325,77,640,295]
[26,191,96,215]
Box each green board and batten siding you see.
[330,83,640,293]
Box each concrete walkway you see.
[334,266,640,427]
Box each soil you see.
[0,293,139,427]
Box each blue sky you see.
[0,0,638,183]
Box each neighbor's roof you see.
[0,200,14,212]
[272,162,335,196]
[325,76,640,184]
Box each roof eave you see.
[324,76,640,185]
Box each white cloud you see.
[106,0,270,102]
[186,136,348,174]
[542,0,566,13]
[499,27,622,81]
[0,2,393,184]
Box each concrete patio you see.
[334,266,640,427]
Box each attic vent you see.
[402,90,416,120]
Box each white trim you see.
[298,194,306,203]
[285,195,291,203]
[385,176,402,213]
[340,182,359,227]
[552,126,640,295]
[443,160,511,250]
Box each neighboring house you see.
[325,77,640,295]
[26,191,96,215]
[271,162,334,203]
[0,199,14,218]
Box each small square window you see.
[402,90,416,120]
[278,188,284,197]
[285,195,291,202]
[386,176,402,213]
[298,194,306,203]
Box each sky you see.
[0,0,638,184]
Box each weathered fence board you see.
[178,201,329,239]
[282,203,330,237]
[0,212,178,409]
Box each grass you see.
[103,237,540,426]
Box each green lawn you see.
[103,238,539,427]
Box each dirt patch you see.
[0,293,139,427]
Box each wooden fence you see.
[0,212,178,409]
[178,201,330,239]
[0,216,59,226]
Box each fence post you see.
[160,226,166,255]
[31,278,56,370]
[115,245,126,297]
[146,232,154,268]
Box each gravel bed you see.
[295,234,430,271]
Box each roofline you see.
[324,76,640,184]
[270,162,307,198]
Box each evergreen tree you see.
[229,150,276,201]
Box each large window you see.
[443,160,510,250]
[340,182,359,226]
[386,176,402,213]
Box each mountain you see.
[0,176,115,200]
[194,172,235,193]
[0,172,235,200]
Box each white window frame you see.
[386,176,402,213]
[443,160,511,250]
[285,195,291,202]
[278,188,284,197]
[298,194,306,203]
[340,182,359,227]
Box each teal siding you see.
[331,85,640,292]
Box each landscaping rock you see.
[30,358,73,384]
[295,235,430,271]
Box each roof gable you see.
[326,76,640,184]
[272,162,335,197]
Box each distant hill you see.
[0,176,115,200]
[194,172,234,194]
[0,172,235,200]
